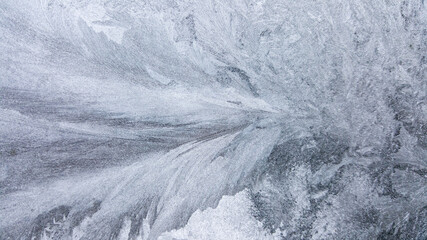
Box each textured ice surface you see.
[159,190,279,240]
[0,0,426,239]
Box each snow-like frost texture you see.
[0,0,426,239]
[159,190,280,240]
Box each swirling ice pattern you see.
[0,1,426,239]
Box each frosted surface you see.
[0,0,426,239]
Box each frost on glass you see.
[0,0,426,239]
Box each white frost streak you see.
[0,126,280,239]
[159,190,280,240]
[77,3,127,44]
